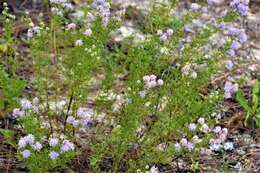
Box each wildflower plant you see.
[0,0,250,172]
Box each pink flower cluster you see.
[143,75,164,89]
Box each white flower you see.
[75,39,83,46]
[197,118,205,124]
[84,29,92,36]
[223,142,234,151]
[149,166,158,173]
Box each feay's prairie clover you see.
[0,0,250,172]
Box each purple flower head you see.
[227,26,241,36]
[12,108,25,118]
[20,99,32,110]
[219,23,226,30]
[225,60,234,70]
[231,41,241,50]
[207,0,216,5]
[230,0,249,16]
[61,140,75,153]
[226,49,235,57]
[18,137,27,149]
[238,32,247,43]
[25,134,35,145]
[224,81,238,99]
[32,142,43,151]
[49,151,59,160]
[237,3,248,16]
[201,7,208,13]
[175,143,181,152]
[213,126,222,134]
[49,138,59,147]
[66,116,75,124]
[159,34,168,42]
[188,123,197,131]
[22,150,31,158]
[185,142,194,151]
[72,119,80,127]
[190,3,200,10]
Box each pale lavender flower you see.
[230,0,249,16]
[219,22,226,30]
[238,32,247,43]
[49,138,59,147]
[213,126,222,134]
[188,123,197,131]
[225,60,234,70]
[139,90,146,98]
[190,3,200,10]
[20,99,32,110]
[12,108,25,118]
[226,49,235,57]
[32,142,42,151]
[159,34,168,42]
[227,26,241,36]
[25,134,35,145]
[66,116,75,124]
[231,41,241,50]
[201,7,208,13]
[61,140,74,153]
[18,137,27,149]
[186,142,194,151]
[49,151,59,160]
[207,0,216,5]
[72,119,80,127]
[22,150,30,158]
[224,81,238,99]
[175,143,181,152]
